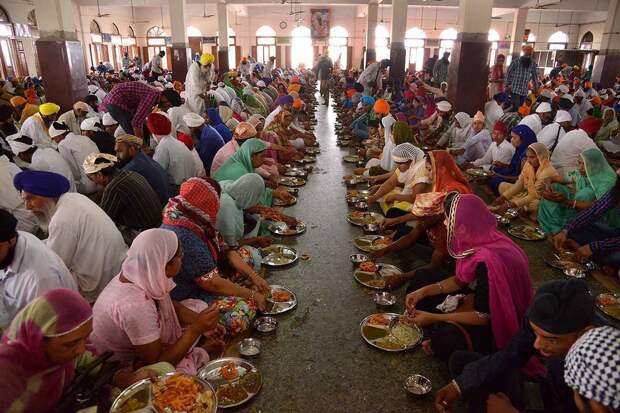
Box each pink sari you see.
[447,194,544,376]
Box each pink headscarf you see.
[0,289,92,412]
[447,194,544,375]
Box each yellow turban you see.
[39,102,60,116]
[200,53,214,66]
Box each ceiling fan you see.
[129,0,149,24]
[95,0,110,18]
[202,0,215,18]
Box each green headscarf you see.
[594,108,619,142]
[392,121,413,145]
[581,147,617,199]
[217,173,265,246]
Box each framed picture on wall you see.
[310,9,329,39]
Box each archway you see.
[375,25,390,62]
[256,25,276,64]
[291,26,313,69]
[548,31,568,50]
[439,28,457,59]
[328,26,349,70]
[405,27,426,71]
[146,26,167,70]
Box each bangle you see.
[436,282,444,294]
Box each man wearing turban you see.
[19,102,60,150]
[13,170,128,302]
[185,53,215,115]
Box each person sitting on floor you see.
[453,111,492,165]
[489,124,537,194]
[468,121,514,171]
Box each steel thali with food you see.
[273,196,297,207]
[262,284,297,315]
[260,245,299,267]
[198,358,262,409]
[346,211,384,227]
[283,168,308,178]
[278,176,306,187]
[343,154,361,163]
[268,221,306,236]
[507,224,547,241]
[360,313,423,352]
[354,235,391,252]
[596,293,620,321]
[353,263,402,290]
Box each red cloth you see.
[493,120,508,136]
[404,90,415,101]
[579,116,604,137]
[146,112,172,135]
[177,132,194,149]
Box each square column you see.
[34,0,88,112]
[446,0,493,115]
[364,2,378,67]
[389,0,408,100]
[509,8,528,61]
[217,2,230,73]
[592,0,620,86]
[169,0,191,81]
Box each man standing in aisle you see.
[432,52,450,86]
[506,45,540,111]
[314,54,333,105]
[184,53,215,115]
[150,50,165,80]
[357,59,392,96]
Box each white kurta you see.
[57,110,83,135]
[472,139,515,169]
[57,132,99,194]
[153,135,198,185]
[484,100,504,131]
[31,148,77,192]
[537,123,566,150]
[46,192,127,303]
[190,148,206,177]
[20,113,56,149]
[184,62,210,114]
[551,129,597,177]
[264,106,282,129]
[518,114,543,134]
[357,62,382,95]
[0,155,39,233]
[167,105,192,135]
[150,54,163,75]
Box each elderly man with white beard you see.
[13,170,127,303]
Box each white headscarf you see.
[391,143,426,187]
[379,115,397,171]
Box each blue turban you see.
[361,95,375,106]
[274,94,294,107]
[493,92,508,103]
[13,170,70,198]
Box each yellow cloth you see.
[39,102,60,116]
[379,164,432,214]
[200,53,214,65]
[19,103,39,124]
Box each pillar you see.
[33,0,88,112]
[364,2,378,67]
[389,0,408,100]
[446,0,492,115]
[591,0,620,87]
[169,0,191,82]
[509,8,528,62]
[217,2,230,73]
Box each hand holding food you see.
[250,274,271,294]
[192,304,220,335]
[552,230,568,250]
[405,289,426,313]
[434,382,461,412]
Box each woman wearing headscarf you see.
[264,110,309,152]
[91,229,223,374]
[361,115,397,177]
[454,111,492,165]
[494,142,559,219]
[0,289,158,412]
[217,174,271,270]
[538,148,620,234]
[242,86,268,117]
[161,177,271,335]
[368,143,432,216]
[206,107,233,143]
[211,121,259,175]
[489,124,538,194]
[218,104,234,127]
[405,194,540,368]
[594,107,619,142]
[437,111,472,148]
[489,54,506,97]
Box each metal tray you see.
[110,372,217,413]
[260,244,299,266]
[360,313,423,352]
[279,176,306,187]
[354,235,391,253]
[263,284,297,315]
[273,196,297,207]
[353,263,402,290]
[342,175,367,184]
[295,155,316,164]
[596,293,620,321]
[507,224,547,241]
[465,168,493,177]
[268,221,306,236]
[346,211,384,227]
[283,168,308,178]
[343,154,361,163]
[305,147,320,155]
[198,358,262,409]
[346,189,370,201]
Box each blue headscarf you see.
[207,107,233,143]
[361,95,375,106]
[489,124,537,193]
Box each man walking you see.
[506,45,540,111]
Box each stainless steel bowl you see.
[355,201,368,211]
[374,292,397,306]
[287,188,299,196]
[350,253,369,264]
[495,214,510,227]
[363,223,380,234]
[404,374,432,396]
[239,338,262,356]
[505,209,519,219]
[344,179,358,187]
[564,267,586,279]
[253,316,277,333]
[347,196,360,206]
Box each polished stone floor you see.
[233,99,614,413]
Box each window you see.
[405,28,426,72]
[111,23,120,36]
[0,6,10,23]
[291,26,313,69]
[548,31,568,50]
[256,25,276,64]
[375,25,390,62]
[488,29,500,65]
[329,26,349,70]
[187,26,202,37]
[217,27,236,69]
[580,31,593,50]
[439,28,457,59]
[147,26,168,70]
[90,20,101,34]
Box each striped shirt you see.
[505,58,539,96]
[100,82,160,130]
[100,169,162,230]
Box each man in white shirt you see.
[573,89,593,121]
[518,101,552,134]
[146,112,197,193]
[57,102,90,135]
[57,125,100,194]
[263,56,276,77]
[0,209,76,327]
[538,110,572,151]
[0,156,38,233]
[14,170,127,303]
[357,59,391,95]
[19,102,61,149]
[484,93,505,131]
[184,53,214,115]
[472,121,515,170]
[150,50,165,78]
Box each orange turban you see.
[293,98,303,110]
[585,81,593,88]
[288,83,301,93]
[373,99,390,115]
[234,122,257,140]
[591,96,602,106]
[518,105,530,116]
[10,96,26,107]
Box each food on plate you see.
[359,261,378,272]
[362,325,389,340]
[152,374,214,413]
[367,314,390,326]
[220,362,239,381]
[216,383,248,406]
[598,294,620,306]
[118,397,148,413]
[239,371,261,393]
[271,290,292,302]
[348,190,359,197]
[367,279,386,288]
[374,337,404,350]
[373,238,391,248]
[391,323,421,346]
[350,211,367,219]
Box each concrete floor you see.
[232,100,613,413]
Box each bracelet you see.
[436,282,444,294]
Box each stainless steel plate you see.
[596,293,620,321]
[343,154,361,163]
[507,224,547,241]
[273,196,297,207]
[198,358,262,409]
[360,313,423,352]
[279,176,306,187]
[353,263,402,290]
[283,168,308,178]
[268,221,306,236]
[346,212,384,227]
[465,168,493,177]
[346,189,370,201]
[353,235,391,253]
[260,244,299,266]
[263,284,297,315]
[305,147,320,155]
[296,155,316,164]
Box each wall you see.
[0,0,39,76]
